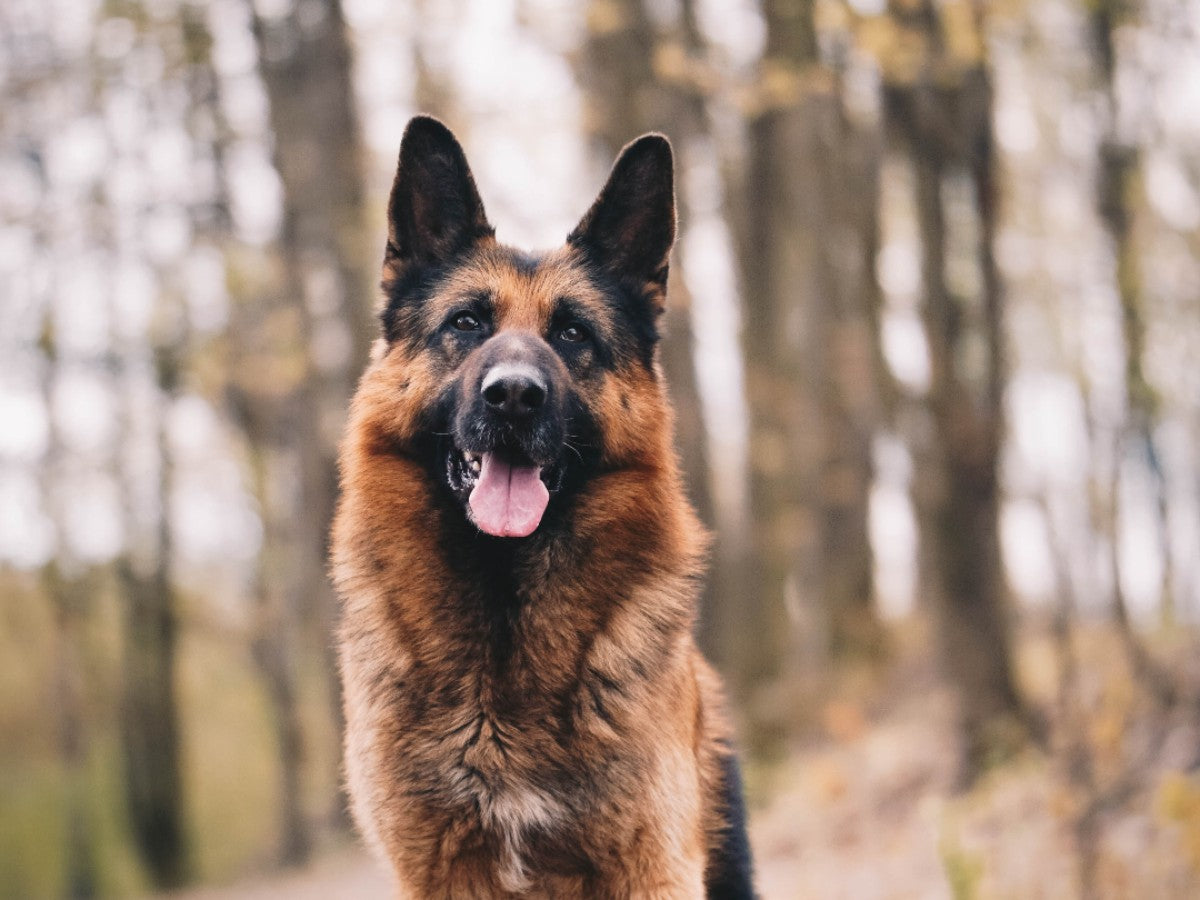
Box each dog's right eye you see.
[451,312,481,332]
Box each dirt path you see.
[166,820,819,900]
[171,842,809,900]
[169,848,391,900]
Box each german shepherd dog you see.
[332,116,755,898]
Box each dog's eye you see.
[557,324,587,343]
[452,312,481,332]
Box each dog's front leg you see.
[595,845,706,900]
[633,865,707,900]
[595,778,708,898]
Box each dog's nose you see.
[481,363,547,419]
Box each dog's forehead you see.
[441,245,611,330]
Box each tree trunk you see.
[116,552,186,889]
[38,321,100,898]
[815,90,887,665]
[248,443,313,865]
[113,295,188,886]
[730,0,884,744]
[249,0,373,838]
[1089,0,1176,629]
[45,562,100,900]
[883,1,1025,781]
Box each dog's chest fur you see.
[396,650,583,824]
[404,682,577,890]
[349,578,669,890]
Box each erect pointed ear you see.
[386,116,493,268]
[567,134,676,292]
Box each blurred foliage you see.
[0,574,344,895]
[1156,772,1200,875]
[939,826,984,900]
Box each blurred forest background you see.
[2,0,1200,897]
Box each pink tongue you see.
[468,452,550,538]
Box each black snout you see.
[452,332,568,467]
[481,364,547,420]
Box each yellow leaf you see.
[822,700,867,743]
[1156,772,1200,872]
[941,1,984,67]
[587,0,628,37]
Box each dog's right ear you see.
[567,134,675,296]
[385,116,493,270]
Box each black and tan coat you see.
[332,116,755,899]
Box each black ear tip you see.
[614,134,674,188]
[399,115,461,157]
[623,133,673,165]
[404,114,453,137]
[631,132,672,151]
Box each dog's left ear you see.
[568,134,676,299]
[386,116,493,270]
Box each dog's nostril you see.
[483,382,509,408]
[519,384,545,411]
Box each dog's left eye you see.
[557,324,587,343]
[452,312,482,332]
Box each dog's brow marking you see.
[495,284,545,332]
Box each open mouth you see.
[446,446,565,538]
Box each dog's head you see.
[365,116,676,538]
